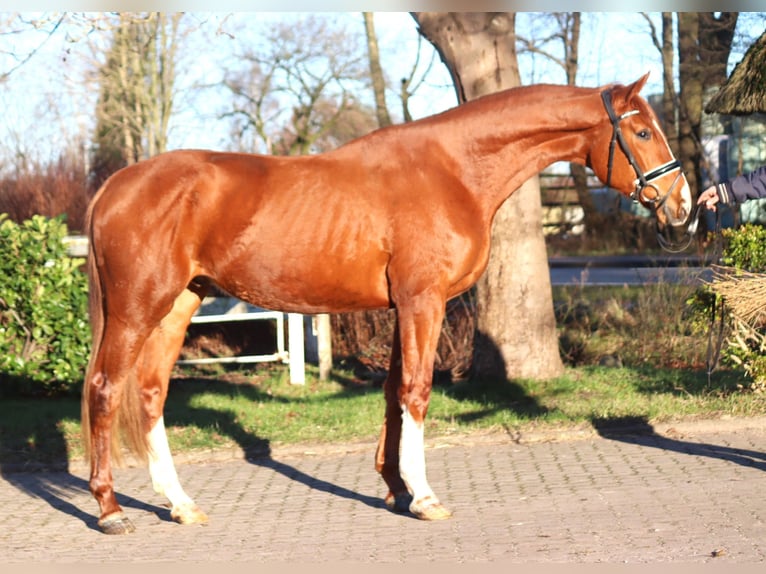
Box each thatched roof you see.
[705,30,766,115]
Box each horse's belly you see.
[214,252,391,315]
[201,200,393,313]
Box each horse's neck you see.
[450,85,603,216]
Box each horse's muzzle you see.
[656,203,700,253]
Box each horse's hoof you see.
[410,497,453,521]
[98,513,136,535]
[171,503,209,525]
[384,491,413,514]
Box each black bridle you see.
[600,88,700,252]
[601,89,682,207]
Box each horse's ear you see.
[626,73,650,101]
[610,72,650,112]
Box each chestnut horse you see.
[82,73,695,534]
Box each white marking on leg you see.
[399,406,436,504]
[147,416,195,510]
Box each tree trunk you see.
[677,13,704,196]
[561,13,597,237]
[363,12,392,128]
[676,12,738,194]
[413,12,564,381]
[699,12,738,90]
[661,13,678,157]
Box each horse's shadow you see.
[592,415,766,472]
[0,467,171,532]
[244,453,386,509]
[0,430,384,534]
[0,374,389,532]
[0,397,171,532]
[175,403,386,512]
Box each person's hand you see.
[697,185,720,211]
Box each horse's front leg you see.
[381,291,452,521]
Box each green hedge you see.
[0,214,90,396]
[721,223,766,272]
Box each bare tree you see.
[516,12,579,83]
[223,15,373,156]
[0,13,66,82]
[398,33,440,124]
[642,12,678,156]
[413,12,564,381]
[90,13,184,187]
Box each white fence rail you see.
[178,297,307,385]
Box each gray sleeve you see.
[719,165,766,205]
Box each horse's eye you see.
[637,129,651,140]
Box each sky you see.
[0,11,764,167]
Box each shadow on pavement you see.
[592,416,766,472]
[0,468,170,532]
[245,454,386,511]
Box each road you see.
[549,254,713,286]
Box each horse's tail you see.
[81,182,149,468]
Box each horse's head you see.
[588,73,698,251]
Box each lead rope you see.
[705,207,726,386]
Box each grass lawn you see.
[1,363,763,470]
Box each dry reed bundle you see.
[708,265,766,327]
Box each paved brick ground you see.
[1,419,765,564]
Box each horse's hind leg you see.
[138,285,208,525]
[85,320,154,534]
